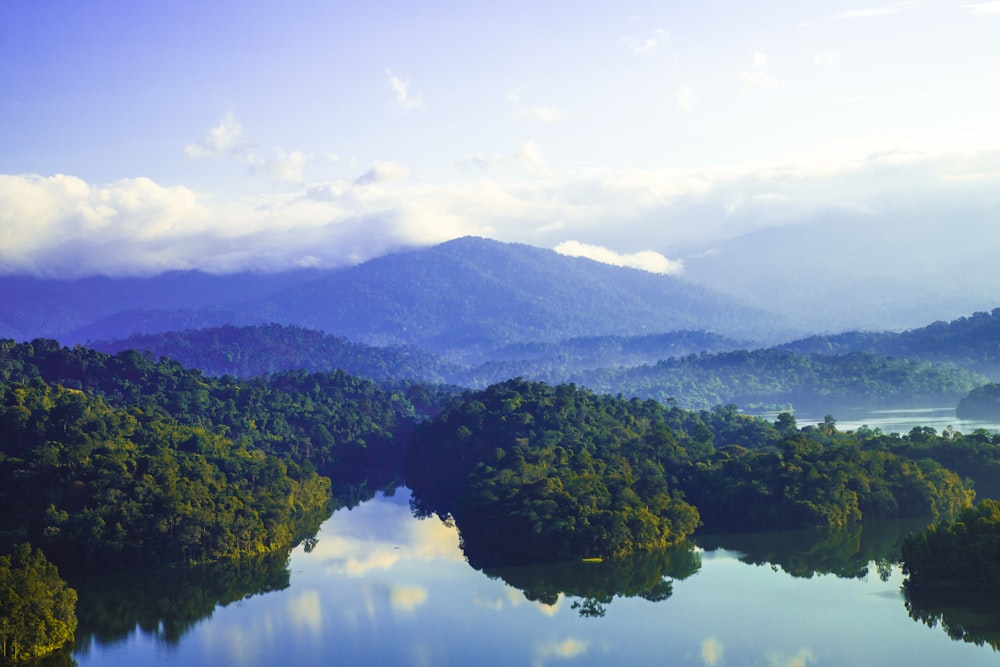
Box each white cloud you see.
[741,52,782,91]
[508,89,563,123]
[184,112,248,160]
[4,147,1000,278]
[515,141,552,175]
[185,114,314,185]
[264,150,309,185]
[676,85,699,112]
[963,1,1000,13]
[458,141,555,177]
[828,4,903,20]
[554,240,684,275]
[356,160,411,184]
[621,29,672,56]
[813,51,840,68]
[387,69,426,110]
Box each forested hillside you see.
[91,324,983,413]
[0,339,440,578]
[93,324,460,382]
[406,380,981,565]
[569,349,984,412]
[780,309,1000,377]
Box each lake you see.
[754,405,1000,436]
[68,490,1000,667]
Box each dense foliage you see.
[406,380,976,563]
[407,379,705,562]
[0,544,77,663]
[0,379,330,573]
[0,338,440,575]
[571,349,984,412]
[0,339,423,481]
[901,499,1000,592]
[684,432,972,530]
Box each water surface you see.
[70,490,1000,666]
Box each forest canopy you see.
[407,379,976,564]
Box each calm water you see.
[69,490,1000,667]
[757,405,1000,435]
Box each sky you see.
[1,0,999,277]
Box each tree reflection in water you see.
[472,543,701,618]
[694,518,928,580]
[905,587,1000,652]
[70,549,293,652]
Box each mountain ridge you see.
[1,236,789,352]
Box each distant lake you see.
[754,405,1000,436]
[69,490,1000,667]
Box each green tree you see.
[0,544,77,663]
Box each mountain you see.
[0,270,325,342]
[680,212,1000,333]
[241,237,786,353]
[1,237,788,353]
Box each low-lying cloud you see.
[2,147,999,278]
[554,240,684,275]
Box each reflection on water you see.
[481,544,701,617]
[695,518,929,581]
[905,587,1000,651]
[71,490,1000,667]
[71,550,293,653]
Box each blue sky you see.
[2,0,999,277]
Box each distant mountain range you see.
[89,307,995,412]
[679,212,1000,332]
[1,237,787,352]
[778,309,1000,376]
[91,324,750,385]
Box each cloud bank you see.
[2,147,999,278]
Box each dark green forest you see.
[0,339,435,576]
[901,499,1000,593]
[406,379,983,565]
[0,545,77,664]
